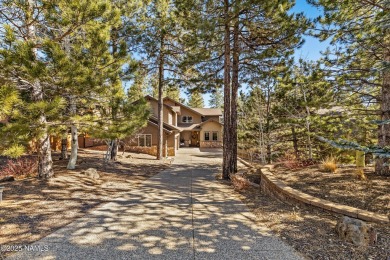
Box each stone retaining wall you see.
[238,158,389,224]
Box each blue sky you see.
[185,1,332,107]
[291,0,331,62]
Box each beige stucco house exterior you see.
[127,96,223,156]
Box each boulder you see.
[81,168,100,179]
[336,216,377,246]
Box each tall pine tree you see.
[128,0,186,159]
[178,0,307,178]
[209,87,223,108]
[187,90,204,107]
[0,0,140,176]
[309,0,390,175]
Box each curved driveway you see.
[7,148,303,260]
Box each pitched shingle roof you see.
[199,118,222,126]
[192,108,222,116]
[149,116,180,131]
[162,96,222,116]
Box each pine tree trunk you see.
[292,126,299,160]
[258,117,266,164]
[266,145,272,164]
[375,49,390,176]
[32,82,53,178]
[28,0,53,178]
[265,88,272,164]
[60,132,68,160]
[301,87,313,159]
[306,124,313,159]
[67,97,78,169]
[165,137,168,158]
[255,92,266,164]
[157,34,165,160]
[37,129,54,178]
[60,37,70,161]
[110,139,118,161]
[222,0,231,179]
[231,19,239,173]
[67,125,78,169]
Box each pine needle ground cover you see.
[231,163,389,259]
[0,149,170,259]
[271,165,390,215]
[236,186,390,260]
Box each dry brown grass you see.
[321,156,338,173]
[230,174,251,191]
[355,168,367,181]
[286,206,304,221]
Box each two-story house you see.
[127,95,223,157]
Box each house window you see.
[182,116,193,123]
[204,131,218,141]
[137,134,152,147]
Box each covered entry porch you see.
[180,130,200,147]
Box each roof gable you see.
[163,96,202,116]
[145,95,174,111]
[162,96,222,116]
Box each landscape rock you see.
[81,168,100,179]
[336,216,377,246]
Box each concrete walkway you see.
[7,148,303,260]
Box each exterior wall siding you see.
[167,133,175,147]
[70,97,223,157]
[200,121,222,148]
[125,122,177,156]
[148,99,159,117]
[178,107,202,124]
[147,98,175,125]
[203,116,220,122]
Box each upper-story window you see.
[182,116,193,123]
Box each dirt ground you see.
[0,148,170,259]
[235,185,390,260]
[1,153,389,260]
[232,163,390,259]
[270,164,390,215]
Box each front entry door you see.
[191,131,200,147]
